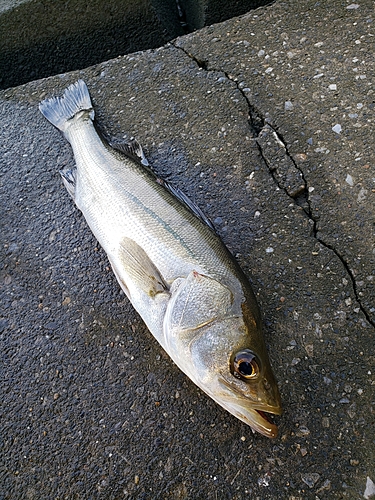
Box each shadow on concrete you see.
[0,0,275,89]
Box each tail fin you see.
[39,80,94,132]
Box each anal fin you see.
[59,167,77,199]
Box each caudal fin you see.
[39,80,94,132]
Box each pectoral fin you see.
[115,237,168,298]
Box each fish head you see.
[189,316,282,438]
[218,336,282,438]
[164,271,282,438]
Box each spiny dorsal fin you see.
[110,138,149,166]
[112,138,215,232]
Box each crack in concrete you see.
[256,125,375,329]
[172,42,375,329]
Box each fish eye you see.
[231,349,260,380]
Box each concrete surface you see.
[0,0,274,90]
[1,0,374,499]
[0,0,182,90]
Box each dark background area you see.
[0,0,274,89]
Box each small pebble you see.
[285,100,294,111]
[322,416,330,428]
[301,473,320,488]
[296,425,310,437]
[345,174,354,186]
[332,124,342,134]
[364,477,375,499]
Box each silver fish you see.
[39,80,282,437]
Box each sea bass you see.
[39,80,282,437]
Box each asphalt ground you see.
[1,0,374,498]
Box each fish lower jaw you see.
[212,397,280,438]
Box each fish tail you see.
[39,80,94,132]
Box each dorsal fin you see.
[111,137,215,232]
[157,178,216,233]
[110,138,149,166]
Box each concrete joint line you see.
[171,42,375,331]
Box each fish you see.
[39,80,282,438]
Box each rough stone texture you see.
[0,0,274,90]
[181,0,274,30]
[1,0,374,499]
[0,0,182,90]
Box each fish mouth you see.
[227,402,281,438]
[215,379,282,438]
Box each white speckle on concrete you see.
[357,102,364,109]
[339,397,350,403]
[328,84,337,90]
[313,73,324,79]
[322,416,330,427]
[257,49,265,57]
[314,42,324,47]
[346,174,354,186]
[285,100,294,110]
[258,472,271,487]
[265,67,273,74]
[301,473,320,488]
[332,124,342,133]
[357,187,368,202]
[364,477,375,499]
[314,146,330,154]
[308,186,315,192]
[346,3,360,9]
[265,247,274,253]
